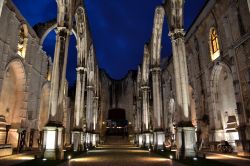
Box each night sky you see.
[12,0,206,86]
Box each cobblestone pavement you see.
[61,144,184,166]
[206,152,250,166]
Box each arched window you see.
[210,28,220,61]
[17,25,28,58]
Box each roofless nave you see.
[0,0,250,162]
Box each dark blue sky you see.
[12,0,206,86]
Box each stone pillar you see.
[74,68,83,128]
[92,96,99,147]
[141,86,151,147]
[93,97,99,131]
[151,67,165,149]
[136,96,142,146]
[72,67,85,151]
[142,86,150,131]
[72,131,82,152]
[86,85,94,147]
[169,29,196,158]
[43,27,70,160]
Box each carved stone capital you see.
[93,96,99,100]
[76,67,85,72]
[150,67,161,74]
[141,86,150,91]
[86,85,94,90]
[169,28,185,41]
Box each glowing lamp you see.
[45,130,56,149]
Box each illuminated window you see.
[210,28,220,61]
[17,25,28,58]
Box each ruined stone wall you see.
[162,0,250,145]
[0,1,50,131]
[99,70,137,132]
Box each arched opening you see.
[0,59,27,147]
[43,28,77,87]
[210,63,239,148]
[105,108,128,144]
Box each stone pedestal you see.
[92,133,97,147]
[153,131,165,150]
[143,132,152,147]
[96,133,100,146]
[135,134,139,145]
[176,127,196,159]
[209,130,225,142]
[138,134,143,147]
[43,125,64,160]
[72,130,82,152]
[85,132,92,148]
[236,125,250,156]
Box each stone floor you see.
[1,144,250,166]
[60,144,184,166]
[0,151,37,166]
[205,152,250,166]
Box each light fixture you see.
[148,148,151,152]
[67,155,71,160]
[42,158,47,161]
[193,157,198,161]
[161,149,164,152]
[169,155,173,160]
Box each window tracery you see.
[210,28,220,61]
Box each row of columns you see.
[135,1,196,158]
[42,1,100,159]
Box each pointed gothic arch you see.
[210,62,239,143]
[0,58,27,147]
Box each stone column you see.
[141,86,151,147]
[48,27,70,122]
[74,68,83,128]
[142,86,150,131]
[169,29,196,158]
[92,96,99,147]
[137,97,142,147]
[43,27,70,160]
[72,67,85,152]
[86,85,94,147]
[151,67,165,149]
